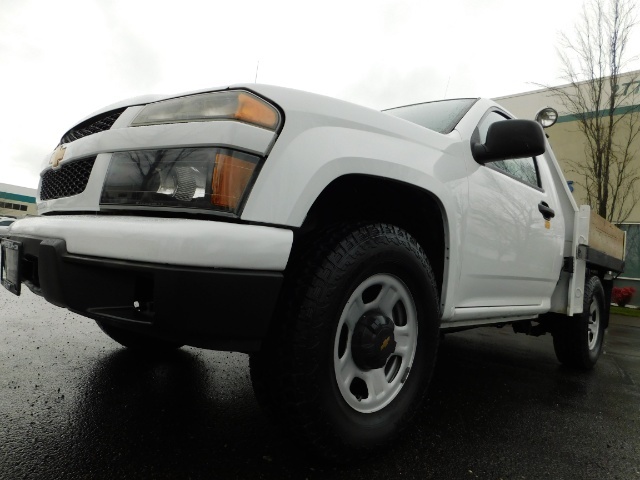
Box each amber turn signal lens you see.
[234,93,279,130]
[211,153,258,211]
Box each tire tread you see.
[251,223,440,462]
[552,275,605,370]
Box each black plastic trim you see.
[577,244,625,273]
[6,234,283,352]
[563,256,574,273]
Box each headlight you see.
[131,91,281,130]
[100,148,260,215]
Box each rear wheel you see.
[250,223,440,461]
[552,275,606,369]
[96,320,183,352]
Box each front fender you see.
[241,124,467,228]
[241,121,470,322]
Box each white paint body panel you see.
[454,142,564,311]
[238,86,464,227]
[9,216,292,270]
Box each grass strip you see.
[610,305,640,317]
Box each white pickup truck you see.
[1,85,625,460]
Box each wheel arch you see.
[291,174,448,301]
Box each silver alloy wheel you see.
[333,273,418,413]
[587,297,601,350]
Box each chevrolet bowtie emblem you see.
[50,144,66,168]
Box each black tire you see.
[552,275,606,370]
[95,320,183,352]
[250,223,441,461]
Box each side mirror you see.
[472,119,546,164]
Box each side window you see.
[476,111,541,189]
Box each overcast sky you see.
[2,0,639,188]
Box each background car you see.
[0,217,15,236]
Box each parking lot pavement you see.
[1,287,639,479]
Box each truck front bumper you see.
[3,216,294,352]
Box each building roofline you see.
[494,68,640,101]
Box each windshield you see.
[384,98,477,134]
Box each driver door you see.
[455,110,564,310]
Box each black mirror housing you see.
[472,119,546,164]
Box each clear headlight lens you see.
[100,148,260,215]
[131,91,281,130]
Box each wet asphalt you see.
[1,287,639,480]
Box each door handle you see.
[538,202,555,220]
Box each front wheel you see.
[552,275,606,369]
[250,223,441,461]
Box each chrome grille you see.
[40,157,96,201]
[60,108,125,144]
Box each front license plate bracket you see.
[1,239,22,296]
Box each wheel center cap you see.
[351,312,396,370]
